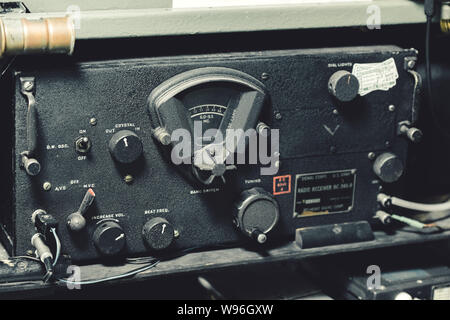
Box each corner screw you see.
[23,81,34,91]
[261,73,269,80]
[407,60,415,69]
[26,250,34,256]
[274,112,282,120]
[174,230,180,238]
[43,182,52,191]
[89,118,98,126]
[368,152,376,160]
[124,174,134,184]
[274,160,280,169]
[388,105,395,112]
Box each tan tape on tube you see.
[0,16,75,57]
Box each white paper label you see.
[433,285,450,300]
[173,0,371,9]
[352,57,399,96]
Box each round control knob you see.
[328,70,360,102]
[373,152,404,183]
[109,130,143,164]
[93,221,126,256]
[395,292,413,300]
[142,217,175,250]
[234,187,279,244]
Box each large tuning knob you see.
[93,221,126,256]
[234,187,279,244]
[328,70,360,102]
[109,130,143,164]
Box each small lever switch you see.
[67,188,96,232]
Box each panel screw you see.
[43,182,52,191]
[26,250,34,256]
[23,81,34,91]
[274,112,282,120]
[368,152,376,160]
[174,230,180,238]
[89,118,98,126]
[124,175,134,184]
[330,146,337,153]
[261,73,269,80]
[388,105,395,112]
[385,141,391,147]
[333,109,339,115]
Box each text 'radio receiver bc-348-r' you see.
[0,45,421,262]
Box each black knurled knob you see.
[143,217,175,251]
[234,187,279,243]
[93,221,126,256]
[109,130,143,164]
[328,70,360,102]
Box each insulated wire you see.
[389,196,450,212]
[57,245,224,286]
[50,228,61,267]
[390,214,433,229]
[58,259,160,286]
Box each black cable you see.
[58,243,244,286]
[58,259,160,286]
[0,56,16,80]
[423,1,450,141]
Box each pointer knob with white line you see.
[142,217,175,251]
[93,221,126,256]
[109,130,143,164]
[328,70,360,102]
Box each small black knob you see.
[93,221,126,256]
[142,217,175,250]
[234,187,279,243]
[109,130,143,164]
[373,152,404,183]
[328,70,360,102]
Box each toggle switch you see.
[75,136,92,154]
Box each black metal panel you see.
[7,46,417,261]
